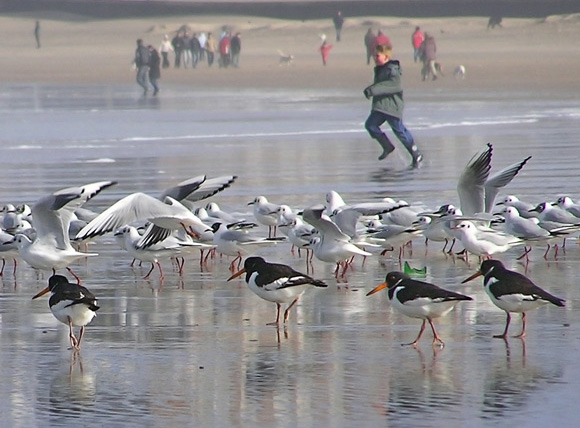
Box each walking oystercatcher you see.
[32,274,99,351]
[462,260,565,339]
[367,271,472,347]
[228,256,327,325]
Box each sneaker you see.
[412,153,424,168]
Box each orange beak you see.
[461,271,482,284]
[366,282,387,296]
[227,268,246,281]
[32,286,50,300]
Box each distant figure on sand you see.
[159,34,173,69]
[148,45,161,96]
[134,39,151,95]
[219,32,231,68]
[319,40,333,66]
[411,26,424,63]
[487,15,503,29]
[205,32,216,67]
[231,32,242,68]
[34,20,41,49]
[333,11,344,42]
[171,32,184,68]
[363,44,423,167]
[364,28,376,65]
[420,32,438,81]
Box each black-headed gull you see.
[248,196,281,238]
[457,143,531,216]
[302,205,372,277]
[13,181,116,282]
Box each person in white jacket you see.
[159,34,174,69]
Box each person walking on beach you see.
[364,28,376,65]
[363,44,423,167]
[205,32,216,67]
[34,20,41,49]
[197,32,207,61]
[148,45,161,96]
[230,32,242,68]
[333,11,344,42]
[420,32,438,81]
[159,34,173,69]
[134,38,151,95]
[319,40,333,66]
[190,33,202,68]
[219,32,231,68]
[172,32,184,68]
[411,26,424,63]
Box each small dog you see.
[278,50,294,66]
[453,65,466,79]
[434,61,445,76]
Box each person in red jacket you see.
[219,33,231,68]
[319,40,333,66]
[370,30,391,55]
[411,26,424,63]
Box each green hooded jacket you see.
[364,59,404,119]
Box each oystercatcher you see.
[462,260,565,339]
[228,256,327,325]
[367,271,472,347]
[32,274,99,351]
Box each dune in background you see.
[0,12,579,94]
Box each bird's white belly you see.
[51,301,96,327]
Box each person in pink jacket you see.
[319,40,333,66]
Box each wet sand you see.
[1,11,580,427]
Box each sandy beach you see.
[1,12,580,94]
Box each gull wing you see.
[484,156,531,213]
[303,205,350,241]
[457,143,492,216]
[74,192,175,241]
[33,181,117,249]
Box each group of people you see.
[164,29,242,70]
[132,29,242,96]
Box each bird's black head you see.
[244,256,266,271]
[384,271,409,287]
[479,259,505,276]
[48,274,70,291]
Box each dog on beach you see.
[454,65,466,79]
[278,50,294,66]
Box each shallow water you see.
[1,83,580,426]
